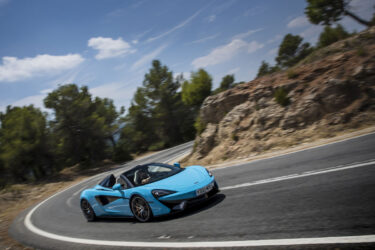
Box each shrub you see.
[287,69,298,79]
[148,141,165,151]
[194,115,206,135]
[274,87,290,107]
[356,46,367,57]
[317,25,350,48]
[231,132,239,141]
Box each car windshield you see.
[123,163,183,187]
[98,174,116,188]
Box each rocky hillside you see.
[185,27,375,165]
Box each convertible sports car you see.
[80,162,219,222]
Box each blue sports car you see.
[80,162,219,222]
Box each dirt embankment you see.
[0,162,122,250]
[183,27,375,166]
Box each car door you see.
[99,189,132,216]
[95,179,132,216]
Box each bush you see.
[112,144,133,163]
[194,116,206,135]
[356,46,367,57]
[231,133,239,141]
[317,25,350,48]
[148,141,165,151]
[287,69,299,79]
[274,87,290,107]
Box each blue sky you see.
[0,0,374,112]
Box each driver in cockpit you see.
[135,169,151,185]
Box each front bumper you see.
[158,183,219,211]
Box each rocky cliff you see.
[185,27,375,165]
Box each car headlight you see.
[152,189,176,198]
[206,168,213,177]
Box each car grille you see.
[159,187,219,210]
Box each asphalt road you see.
[9,134,375,249]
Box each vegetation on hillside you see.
[1,0,374,187]
[256,0,374,78]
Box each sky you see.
[0,0,374,113]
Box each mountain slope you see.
[185,27,375,165]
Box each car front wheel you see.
[131,195,153,222]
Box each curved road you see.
[10,134,375,249]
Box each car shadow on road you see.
[153,193,226,222]
[95,193,226,224]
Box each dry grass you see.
[184,121,375,170]
[0,161,124,249]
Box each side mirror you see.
[113,183,122,190]
[174,162,181,168]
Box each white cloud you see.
[174,72,191,81]
[12,93,45,110]
[247,41,264,53]
[300,25,323,43]
[340,0,375,30]
[191,34,219,44]
[227,67,240,75]
[192,39,263,68]
[90,81,138,109]
[212,0,236,16]
[267,34,282,44]
[146,8,203,43]
[287,16,309,28]
[233,28,262,40]
[349,0,375,16]
[40,88,53,94]
[207,15,216,22]
[131,44,167,71]
[0,54,84,82]
[268,47,278,56]
[49,68,81,87]
[88,37,135,60]
[8,87,55,111]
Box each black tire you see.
[130,195,153,222]
[214,181,220,192]
[80,199,96,222]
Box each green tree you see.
[143,60,188,147]
[317,24,350,48]
[370,12,375,26]
[0,158,5,187]
[220,74,235,90]
[276,34,313,68]
[257,61,271,77]
[118,60,195,153]
[0,105,53,182]
[181,69,212,109]
[305,0,371,27]
[44,84,124,167]
[213,74,235,94]
[119,87,158,153]
[256,61,281,78]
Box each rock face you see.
[186,27,375,165]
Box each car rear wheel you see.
[131,195,152,222]
[81,199,96,222]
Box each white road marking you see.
[221,160,375,191]
[66,196,75,208]
[24,160,375,247]
[157,235,171,239]
[73,186,87,196]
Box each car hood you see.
[145,166,208,190]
